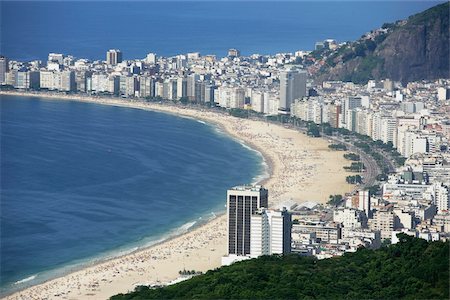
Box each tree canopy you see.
[111,235,449,300]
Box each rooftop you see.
[229,184,265,192]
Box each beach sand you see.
[2,91,355,300]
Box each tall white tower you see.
[279,69,307,113]
[250,208,291,257]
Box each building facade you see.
[227,185,268,256]
[279,68,307,113]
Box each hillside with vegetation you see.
[111,235,449,299]
[310,2,449,84]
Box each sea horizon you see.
[1,1,443,61]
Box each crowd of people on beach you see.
[5,92,339,300]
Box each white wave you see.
[175,220,197,233]
[14,274,37,285]
[208,212,217,221]
[196,120,206,125]
[238,141,253,152]
[214,126,224,135]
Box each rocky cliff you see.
[314,2,449,85]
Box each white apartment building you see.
[279,68,307,113]
[217,86,245,109]
[291,98,323,124]
[370,113,397,144]
[333,208,365,229]
[146,53,157,64]
[370,210,394,240]
[139,76,154,98]
[154,81,164,98]
[434,183,450,212]
[341,96,362,126]
[176,77,187,99]
[250,208,291,258]
[91,73,109,93]
[393,209,414,229]
[264,91,280,115]
[60,70,75,92]
[40,70,61,90]
[251,90,264,113]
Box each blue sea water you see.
[0,1,443,61]
[0,95,264,294]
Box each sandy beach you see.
[2,91,355,300]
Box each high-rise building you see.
[217,86,246,109]
[48,53,64,64]
[107,75,120,95]
[91,73,109,93]
[334,208,366,229]
[75,70,92,93]
[187,52,200,60]
[328,104,341,128]
[434,183,450,212]
[186,73,199,101]
[40,70,59,90]
[227,185,268,256]
[250,208,291,257]
[146,53,157,64]
[204,84,215,104]
[119,75,127,95]
[125,76,138,97]
[358,190,371,218]
[139,76,154,98]
[383,79,394,92]
[154,81,164,98]
[279,68,307,113]
[369,209,394,240]
[0,56,9,84]
[228,48,240,58]
[437,87,450,101]
[15,71,40,90]
[176,77,187,99]
[194,81,206,102]
[251,90,264,113]
[60,70,76,92]
[342,96,362,125]
[167,78,178,100]
[314,42,324,50]
[106,49,123,65]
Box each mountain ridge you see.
[311,2,449,85]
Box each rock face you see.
[377,9,449,84]
[316,2,449,84]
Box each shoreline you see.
[2,210,225,298]
[1,90,355,300]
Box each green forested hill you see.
[111,235,449,300]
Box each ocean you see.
[0,95,265,294]
[0,1,442,61]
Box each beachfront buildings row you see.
[1,51,448,132]
[0,50,307,115]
